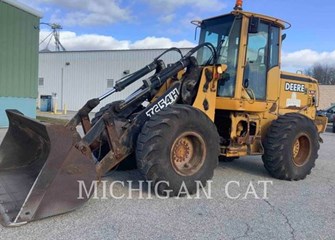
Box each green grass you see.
[36,116,69,126]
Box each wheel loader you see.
[0,0,328,226]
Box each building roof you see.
[2,0,43,18]
[39,47,194,54]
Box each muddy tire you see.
[136,105,220,196]
[92,102,137,170]
[262,113,319,180]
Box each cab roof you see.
[202,10,290,29]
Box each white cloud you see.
[20,0,130,26]
[130,37,194,49]
[19,0,227,26]
[17,0,42,10]
[55,0,130,26]
[282,49,335,71]
[39,27,335,72]
[39,30,195,51]
[145,0,226,13]
[160,14,176,24]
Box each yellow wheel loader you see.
[0,1,327,226]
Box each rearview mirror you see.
[282,33,287,42]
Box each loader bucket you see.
[0,110,96,227]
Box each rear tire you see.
[136,105,220,196]
[262,113,319,180]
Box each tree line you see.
[305,64,335,85]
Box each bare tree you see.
[305,64,335,85]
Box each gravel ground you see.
[0,125,334,240]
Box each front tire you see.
[262,113,319,180]
[136,105,220,196]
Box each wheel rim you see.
[170,131,206,176]
[292,134,311,167]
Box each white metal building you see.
[38,48,191,111]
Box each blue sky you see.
[19,0,335,71]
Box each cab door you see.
[243,20,280,101]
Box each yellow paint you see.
[192,65,226,121]
[53,102,58,114]
[150,10,326,159]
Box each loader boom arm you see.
[70,43,218,176]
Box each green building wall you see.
[0,1,40,127]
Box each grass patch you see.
[36,116,69,126]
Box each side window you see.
[201,32,219,64]
[217,18,242,97]
[269,26,280,68]
[38,77,44,87]
[204,32,219,48]
[244,22,269,100]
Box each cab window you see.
[198,14,242,98]
[244,21,280,100]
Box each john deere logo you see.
[285,82,305,93]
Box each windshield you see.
[198,14,242,97]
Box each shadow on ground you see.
[219,156,270,179]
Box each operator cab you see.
[196,11,287,102]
